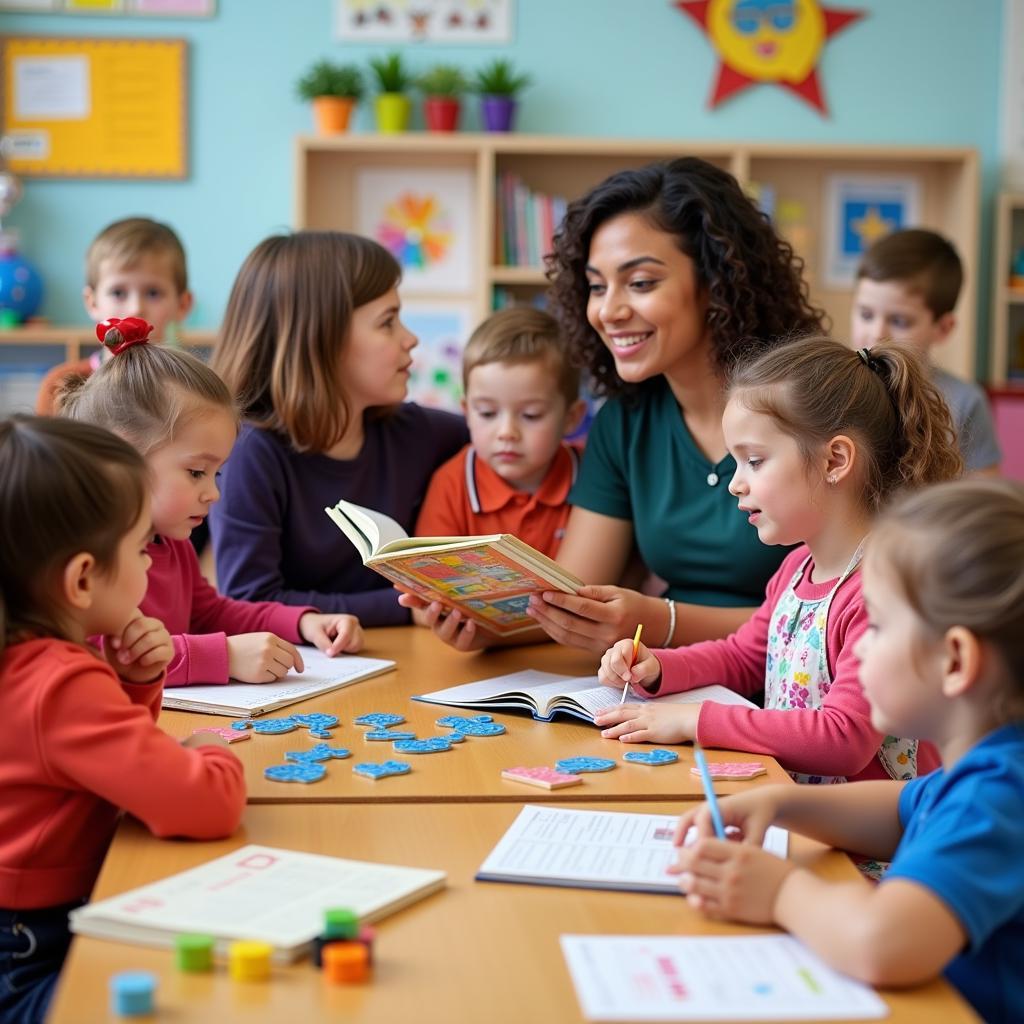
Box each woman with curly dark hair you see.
[411,157,825,653]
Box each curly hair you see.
[546,157,826,399]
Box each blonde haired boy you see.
[415,307,586,558]
[35,216,193,415]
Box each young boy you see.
[852,228,1001,475]
[415,307,586,559]
[35,217,193,415]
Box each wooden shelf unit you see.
[991,192,1024,384]
[295,134,980,379]
[0,326,217,363]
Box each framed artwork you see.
[335,0,512,43]
[822,174,921,288]
[1,36,187,177]
[401,299,475,412]
[356,166,476,294]
[0,0,215,13]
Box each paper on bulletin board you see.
[0,37,187,177]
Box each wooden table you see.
[160,627,788,804]
[49,803,978,1024]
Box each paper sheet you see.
[561,934,888,1021]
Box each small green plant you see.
[416,64,469,98]
[296,60,365,101]
[473,59,531,97]
[368,52,414,94]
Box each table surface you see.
[160,626,790,804]
[49,802,978,1024]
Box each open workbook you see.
[477,805,788,894]
[415,670,758,724]
[69,844,446,962]
[160,646,396,717]
[325,499,582,636]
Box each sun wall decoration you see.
[674,0,864,115]
[376,192,453,270]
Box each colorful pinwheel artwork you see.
[375,192,453,271]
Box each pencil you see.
[619,624,643,704]
[693,743,727,839]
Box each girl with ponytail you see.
[595,337,962,787]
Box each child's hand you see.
[398,592,497,653]
[593,701,701,744]
[227,633,303,683]
[105,611,173,684]
[669,837,796,924]
[298,612,364,656]
[672,787,782,848]
[597,638,661,691]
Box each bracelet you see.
[662,597,676,647]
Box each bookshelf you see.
[295,134,980,380]
[991,192,1024,384]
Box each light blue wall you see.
[5,0,1004,370]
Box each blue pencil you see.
[692,744,727,840]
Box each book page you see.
[70,845,445,956]
[161,648,395,715]
[560,934,888,1021]
[477,805,787,893]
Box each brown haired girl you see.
[0,416,244,1022]
[415,157,827,652]
[209,232,467,626]
[62,317,362,687]
[670,479,1024,1024]
[596,337,961,788]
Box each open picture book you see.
[69,844,446,962]
[415,670,758,724]
[325,499,582,636]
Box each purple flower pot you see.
[481,95,518,133]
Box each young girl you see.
[596,337,962,784]
[60,317,363,687]
[671,480,1024,1024]
[0,416,246,1023]
[208,231,468,626]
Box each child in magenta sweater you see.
[59,317,362,686]
[0,416,246,1022]
[596,337,962,784]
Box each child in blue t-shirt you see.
[671,479,1024,1024]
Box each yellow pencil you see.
[619,623,644,704]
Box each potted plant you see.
[473,59,531,133]
[416,64,469,133]
[368,52,414,133]
[296,60,364,135]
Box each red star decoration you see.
[675,1,863,115]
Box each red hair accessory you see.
[96,316,153,355]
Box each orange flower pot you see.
[312,96,356,134]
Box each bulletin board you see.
[0,36,187,178]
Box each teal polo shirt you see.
[570,379,789,607]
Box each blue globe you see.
[0,249,43,322]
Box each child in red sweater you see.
[59,317,362,686]
[0,416,247,1023]
[596,337,962,785]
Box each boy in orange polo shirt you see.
[415,307,586,558]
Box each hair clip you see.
[96,316,153,355]
[856,346,879,373]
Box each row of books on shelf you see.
[495,171,568,269]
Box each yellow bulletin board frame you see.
[0,36,187,178]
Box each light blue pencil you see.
[692,743,727,839]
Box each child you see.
[852,228,1001,475]
[671,479,1024,1024]
[415,308,586,557]
[208,231,468,625]
[35,216,194,416]
[596,337,962,784]
[0,416,245,1022]
[60,317,363,687]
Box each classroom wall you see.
[5,0,1004,375]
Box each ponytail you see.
[728,336,963,511]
